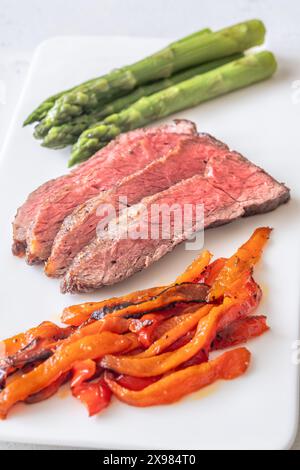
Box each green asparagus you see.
[23,77,102,126]
[25,28,211,127]
[41,53,243,149]
[69,51,277,166]
[34,27,212,142]
[23,90,65,126]
[38,20,266,133]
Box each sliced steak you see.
[18,120,196,264]
[45,134,226,278]
[61,142,290,293]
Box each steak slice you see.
[12,120,196,258]
[61,142,290,293]
[45,134,226,278]
[19,120,196,264]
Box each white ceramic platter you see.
[0,36,299,450]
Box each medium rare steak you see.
[62,141,290,293]
[46,134,226,278]
[14,120,196,264]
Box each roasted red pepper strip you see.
[62,251,212,327]
[0,317,130,391]
[89,283,209,322]
[129,311,178,349]
[25,371,71,405]
[164,330,196,352]
[212,315,269,350]
[72,376,112,417]
[0,332,133,419]
[104,348,251,407]
[116,375,161,391]
[0,322,71,359]
[176,349,208,370]
[134,305,213,359]
[67,316,130,344]
[101,299,236,377]
[61,286,171,326]
[71,359,97,388]
[130,316,164,349]
[209,227,271,301]
[175,250,212,283]
[197,258,227,286]
[102,274,260,378]
[150,304,200,341]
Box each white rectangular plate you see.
[0,35,299,450]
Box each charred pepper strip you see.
[151,308,194,342]
[91,283,209,321]
[101,298,236,377]
[0,323,73,389]
[25,371,71,405]
[101,274,261,377]
[134,304,213,358]
[175,250,212,283]
[59,317,133,351]
[104,347,251,407]
[197,258,227,286]
[61,250,215,326]
[209,227,272,301]
[0,332,133,419]
[63,282,208,324]
[0,321,70,359]
[61,286,170,326]
[212,315,269,350]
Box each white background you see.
[0,0,299,450]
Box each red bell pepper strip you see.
[212,315,269,350]
[71,359,97,388]
[175,250,212,283]
[25,371,71,405]
[115,375,161,391]
[0,332,134,419]
[62,251,212,327]
[72,376,112,417]
[0,322,72,359]
[197,258,227,286]
[101,273,260,378]
[133,305,213,359]
[104,348,251,407]
[209,227,271,301]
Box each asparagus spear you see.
[23,91,64,126]
[34,27,212,141]
[39,20,266,132]
[24,28,211,127]
[41,53,243,149]
[23,77,101,126]
[69,51,277,166]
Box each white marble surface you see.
[0,0,299,450]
